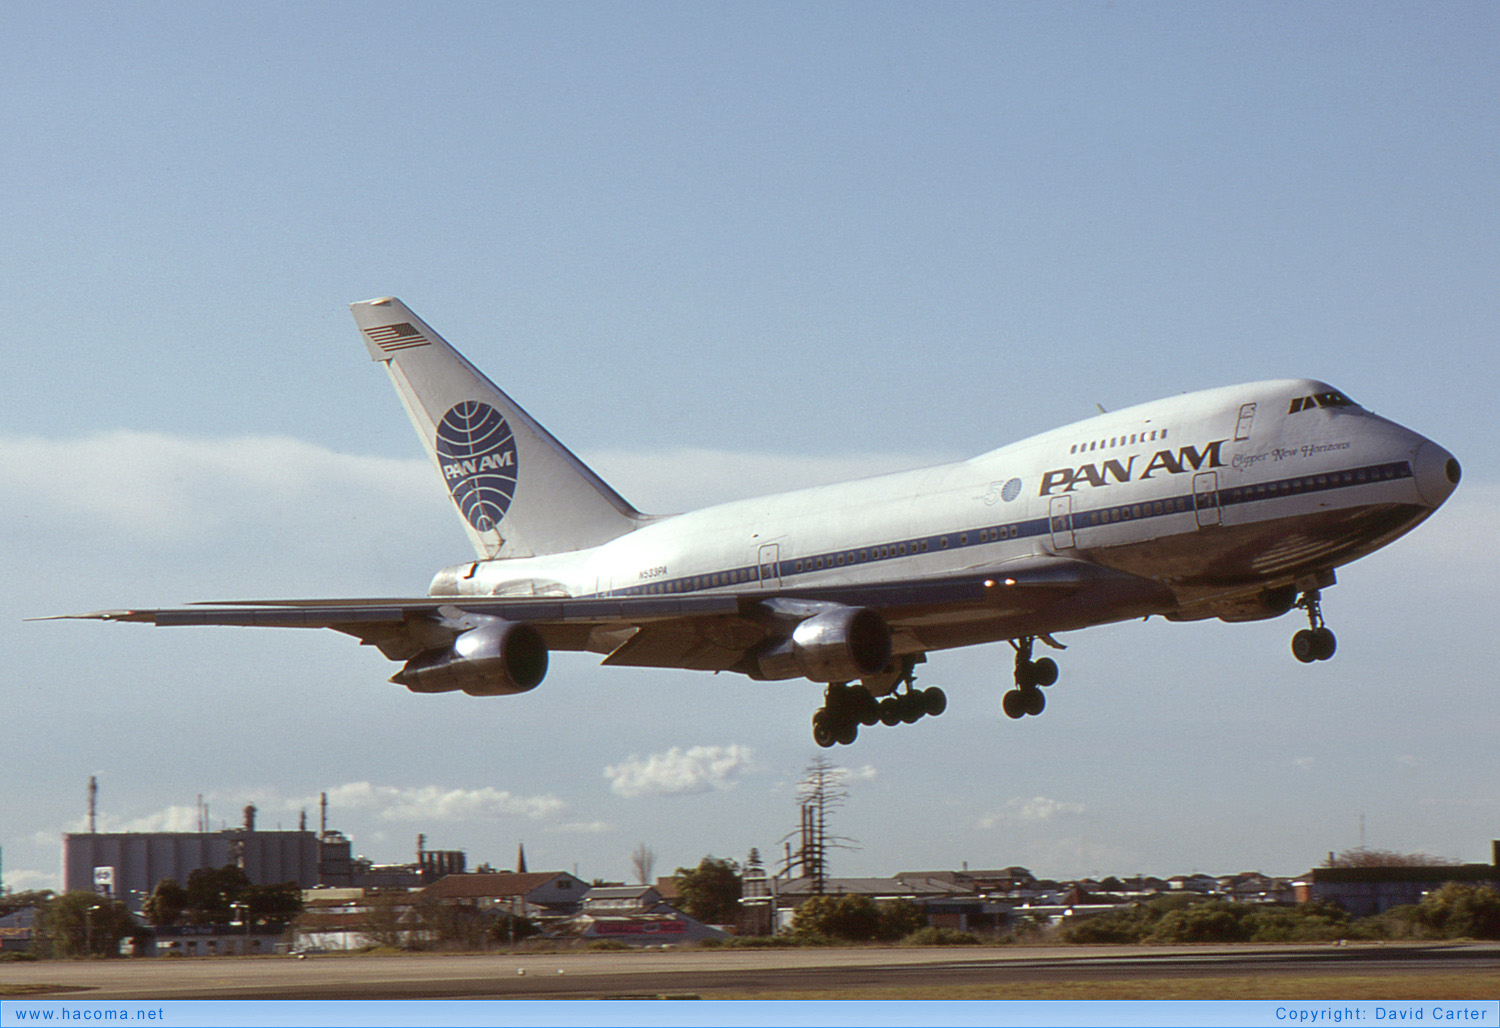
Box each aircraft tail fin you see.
[350,297,642,559]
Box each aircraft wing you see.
[53,594,744,663]
[51,556,1164,673]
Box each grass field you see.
[713,973,1500,1001]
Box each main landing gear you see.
[1290,588,1337,663]
[1002,635,1062,719]
[811,658,947,747]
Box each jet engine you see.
[752,606,892,683]
[391,618,549,696]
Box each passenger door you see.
[1193,472,1221,527]
[757,543,781,588]
[1049,496,1076,550]
[1234,402,1257,442]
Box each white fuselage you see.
[431,377,1457,655]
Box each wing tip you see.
[28,609,150,622]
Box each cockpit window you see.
[1288,391,1359,414]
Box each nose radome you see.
[1413,440,1461,507]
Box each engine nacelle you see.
[391,618,549,696]
[753,606,892,683]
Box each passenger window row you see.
[1069,428,1169,456]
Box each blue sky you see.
[3,2,1496,895]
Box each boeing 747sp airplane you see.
[65,298,1461,746]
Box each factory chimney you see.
[87,776,97,834]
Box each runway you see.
[5,942,1498,1000]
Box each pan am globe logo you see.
[435,401,519,532]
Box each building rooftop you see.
[417,871,579,900]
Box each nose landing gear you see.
[1003,635,1062,719]
[1291,589,1337,663]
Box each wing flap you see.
[601,617,766,672]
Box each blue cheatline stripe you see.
[599,461,1411,600]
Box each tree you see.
[1060,897,1355,945]
[1059,893,1200,944]
[629,843,656,886]
[150,866,300,929]
[488,911,541,947]
[242,882,303,927]
[142,879,187,927]
[1411,883,1500,940]
[184,864,252,924]
[673,856,741,926]
[791,895,927,942]
[1242,902,1351,943]
[792,894,879,941]
[411,894,490,950]
[33,892,138,957]
[347,890,413,950]
[0,890,54,919]
[1146,901,1253,943]
[876,899,928,941]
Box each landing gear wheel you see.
[812,710,836,748]
[1291,588,1338,663]
[1292,629,1318,664]
[1022,686,1046,717]
[921,686,947,717]
[1008,636,1063,717]
[1310,627,1337,661]
[879,697,902,727]
[838,657,946,737]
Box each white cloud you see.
[549,821,613,834]
[60,805,203,835]
[302,782,565,823]
[109,805,203,834]
[977,796,1086,829]
[1,431,434,541]
[604,745,757,798]
[47,785,566,848]
[1,431,947,546]
[2,868,58,893]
